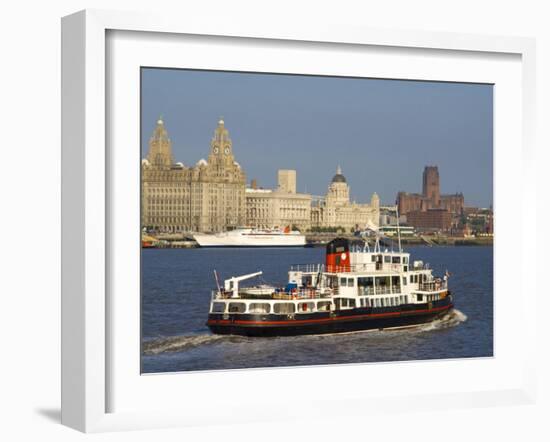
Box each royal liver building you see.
[141,118,246,233]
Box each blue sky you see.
[141,68,493,207]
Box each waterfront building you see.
[396,165,464,231]
[141,118,246,233]
[379,225,415,236]
[311,166,379,232]
[379,205,407,226]
[462,206,494,235]
[245,170,311,231]
[277,169,296,194]
[406,208,452,232]
[397,166,464,216]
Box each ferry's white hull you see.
[194,232,306,247]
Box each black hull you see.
[207,297,454,337]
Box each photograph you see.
[140,68,494,373]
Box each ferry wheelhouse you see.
[206,237,453,336]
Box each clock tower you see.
[208,118,235,168]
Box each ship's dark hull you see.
[207,296,454,337]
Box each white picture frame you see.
[61,9,537,433]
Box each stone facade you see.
[142,120,380,234]
[245,171,311,230]
[311,166,379,232]
[141,118,246,233]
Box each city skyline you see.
[141,68,493,207]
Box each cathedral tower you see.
[422,166,440,207]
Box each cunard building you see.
[141,118,246,233]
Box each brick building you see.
[396,166,463,231]
[406,209,452,231]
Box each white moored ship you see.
[193,226,306,247]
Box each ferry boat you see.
[206,237,453,336]
[194,226,305,248]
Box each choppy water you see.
[141,246,492,373]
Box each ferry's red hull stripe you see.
[207,303,452,327]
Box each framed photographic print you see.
[139,68,488,373]
[61,9,537,432]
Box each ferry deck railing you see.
[416,281,448,292]
[290,263,404,274]
[212,288,332,301]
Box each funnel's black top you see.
[326,237,350,254]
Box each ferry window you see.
[403,266,408,272]
[340,278,347,287]
[248,303,271,314]
[228,302,246,313]
[417,294,423,302]
[392,276,400,288]
[212,302,226,313]
[298,302,315,313]
[347,278,354,287]
[274,303,296,314]
[384,256,391,263]
[371,255,377,262]
[341,298,348,307]
[410,275,414,283]
[317,301,331,311]
[392,256,401,264]
[403,257,408,264]
[358,277,374,293]
[349,299,356,308]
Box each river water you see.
[141,246,492,373]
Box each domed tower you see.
[208,118,235,169]
[326,165,350,205]
[146,117,173,168]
